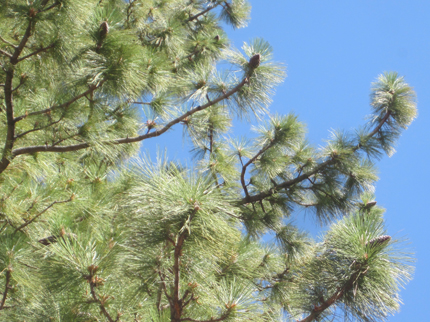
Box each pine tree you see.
[0,1,416,321]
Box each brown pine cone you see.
[366,235,391,248]
[248,53,261,69]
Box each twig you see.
[126,0,137,25]
[0,35,17,49]
[14,80,107,122]
[0,268,12,310]
[0,48,12,58]
[15,117,63,139]
[14,197,72,232]
[208,125,214,155]
[132,101,151,105]
[297,268,363,322]
[12,78,25,93]
[0,222,7,233]
[39,1,61,12]
[241,142,275,199]
[367,110,391,138]
[185,4,221,22]
[16,43,55,63]
[89,279,115,322]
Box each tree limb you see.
[0,69,16,174]
[10,20,34,65]
[0,18,35,173]
[11,78,247,156]
[239,110,393,205]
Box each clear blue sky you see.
[141,1,430,320]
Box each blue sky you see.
[141,1,430,320]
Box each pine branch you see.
[112,78,247,144]
[156,281,164,312]
[11,77,26,93]
[158,271,173,302]
[208,125,214,155]
[0,48,12,58]
[297,269,364,322]
[0,69,16,174]
[241,141,275,198]
[181,291,197,309]
[11,78,248,156]
[89,280,115,322]
[185,4,221,23]
[10,19,34,65]
[172,234,186,320]
[126,0,138,25]
[168,207,200,321]
[239,157,336,205]
[39,0,51,7]
[14,80,107,123]
[131,101,151,105]
[180,311,230,322]
[239,109,393,205]
[0,17,36,173]
[39,1,61,12]
[0,222,8,234]
[15,116,63,139]
[0,268,12,310]
[0,35,17,49]
[16,43,55,63]
[367,110,391,138]
[14,197,73,232]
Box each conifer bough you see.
[0,1,416,322]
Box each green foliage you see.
[0,0,416,321]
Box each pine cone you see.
[248,53,261,69]
[38,235,57,246]
[99,21,109,39]
[364,201,377,209]
[214,35,220,41]
[366,235,391,248]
